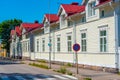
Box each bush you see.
[53,67,73,75]
[29,63,49,69]
[67,71,73,75]
[55,67,67,74]
[59,67,67,74]
[83,78,92,80]
[37,60,46,63]
[66,63,72,67]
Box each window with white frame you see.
[37,39,39,52]
[81,32,87,52]
[57,36,60,52]
[100,30,107,52]
[61,14,65,26]
[44,22,49,33]
[23,42,25,52]
[27,41,29,52]
[26,41,27,52]
[68,20,73,27]
[88,1,96,17]
[67,35,72,52]
[81,16,86,23]
[28,41,29,52]
[42,39,45,52]
[49,38,52,51]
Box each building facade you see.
[10,0,120,72]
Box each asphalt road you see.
[0,60,78,80]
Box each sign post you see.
[48,42,52,69]
[73,43,80,74]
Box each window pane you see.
[100,45,103,52]
[104,30,106,36]
[100,38,103,44]
[104,38,106,44]
[67,35,72,52]
[68,36,71,40]
[100,30,107,52]
[104,45,106,52]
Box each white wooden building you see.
[10,0,120,72]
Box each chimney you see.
[71,2,79,5]
[34,20,39,23]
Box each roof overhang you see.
[94,1,112,9]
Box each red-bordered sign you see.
[73,43,80,52]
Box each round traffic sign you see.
[48,43,52,46]
[73,43,80,52]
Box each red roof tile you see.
[61,4,85,16]
[96,0,111,7]
[10,30,15,35]
[15,26,21,36]
[45,14,59,23]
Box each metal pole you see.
[48,0,51,69]
[75,51,79,74]
[72,19,79,74]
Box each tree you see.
[0,19,22,57]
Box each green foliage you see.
[29,63,49,69]
[0,19,22,55]
[66,63,72,67]
[59,67,67,74]
[54,66,73,75]
[83,78,92,80]
[56,67,67,74]
[37,59,47,63]
[67,71,73,75]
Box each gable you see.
[58,5,67,17]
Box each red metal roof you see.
[21,23,43,34]
[61,4,85,16]
[21,23,43,28]
[45,14,59,23]
[10,30,15,35]
[96,0,111,7]
[15,26,21,36]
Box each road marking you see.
[52,75,68,79]
[26,75,42,80]
[1,76,10,80]
[46,78,56,80]
[14,76,26,80]
[62,75,78,80]
[38,75,56,80]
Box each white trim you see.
[99,27,108,53]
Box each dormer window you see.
[88,1,96,17]
[44,21,49,33]
[100,10,105,18]
[45,22,49,27]
[61,14,65,26]
[68,20,73,27]
[81,16,86,23]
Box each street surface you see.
[0,59,78,80]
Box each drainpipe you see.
[109,1,119,72]
[69,17,76,64]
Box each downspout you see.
[109,1,119,72]
[69,17,76,64]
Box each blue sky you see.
[0,0,82,23]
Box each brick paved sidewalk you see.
[22,60,120,80]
